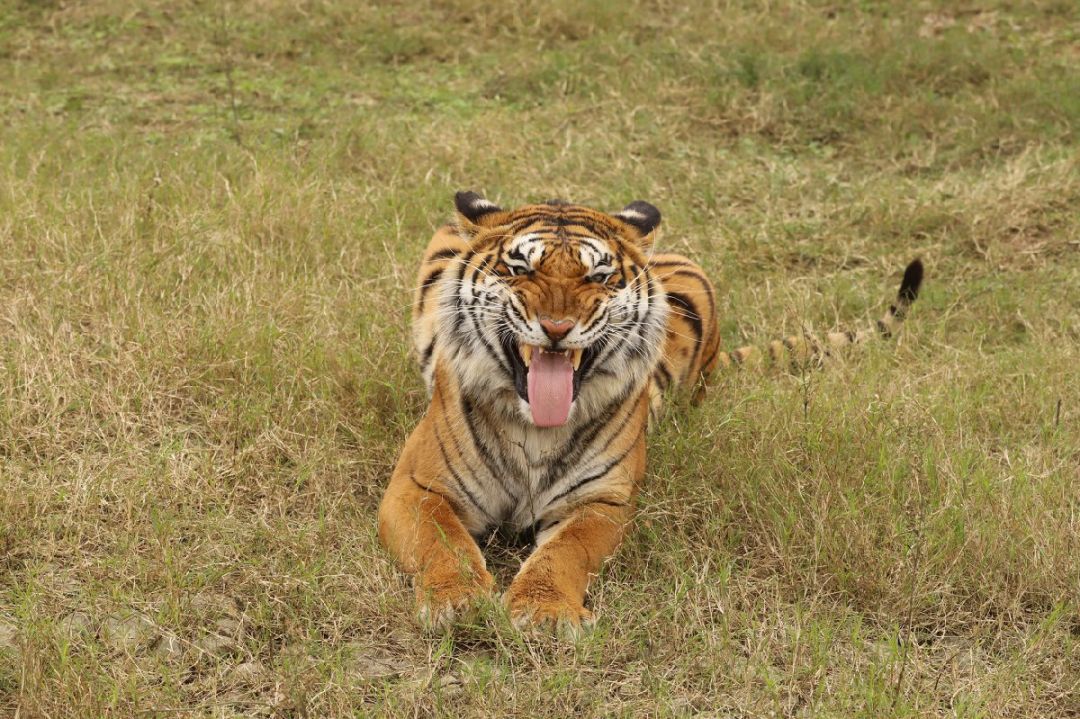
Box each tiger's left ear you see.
[613,201,661,249]
[454,191,509,237]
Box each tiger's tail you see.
[713,258,924,372]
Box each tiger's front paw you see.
[415,567,495,631]
[505,581,594,636]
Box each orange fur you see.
[378,193,922,631]
[379,195,718,630]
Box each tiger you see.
[377,191,923,632]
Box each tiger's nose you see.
[539,316,576,341]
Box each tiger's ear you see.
[613,201,661,249]
[454,191,507,236]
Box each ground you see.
[0,1,1078,716]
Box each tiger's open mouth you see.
[501,335,600,428]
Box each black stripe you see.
[459,397,517,502]
[420,268,444,288]
[558,227,605,240]
[578,241,605,266]
[456,249,477,276]
[431,416,497,521]
[505,211,619,236]
[548,427,643,505]
[420,340,435,370]
[665,269,711,282]
[517,515,565,550]
[589,331,623,381]
[409,474,459,512]
[699,342,720,374]
[463,293,511,378]
[433,388,502,512]
[664,293,703,339]
[511,209,606,225]
[452,293,467,337]
[627,274,657,361]
[505,213,563,231]
[416,268,443,315]
[588,498,629,508]
[506,216,545,233]
[664,270,716,339]
[579,305,608,334]
[426,247,460,262]
[664,290,705,371]
[654,363,673,390]
[508,300,529,327]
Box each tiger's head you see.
[436,191,668,428]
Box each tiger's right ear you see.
[613,200,661,252]
[454,191,508,237]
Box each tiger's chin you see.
[501,334,601,428]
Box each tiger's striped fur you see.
[648,256,924,404]
[378,192,922,630]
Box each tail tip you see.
[898,258,924,304]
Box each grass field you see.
[1,1,1078,716]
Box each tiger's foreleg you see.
[378,424,495,628]
[505,498,635,632]
[505,397,647,632]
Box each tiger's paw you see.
[505,588,595,638]
[415,569,495,632]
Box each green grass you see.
[1,0,1078,716]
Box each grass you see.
[1,0,1077,716]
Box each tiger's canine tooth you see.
[520,344,534,367]
[570,348,583,370]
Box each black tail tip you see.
[898,258,924,304]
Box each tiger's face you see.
[438,192,668,428]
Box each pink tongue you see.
[526,348,574,427]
